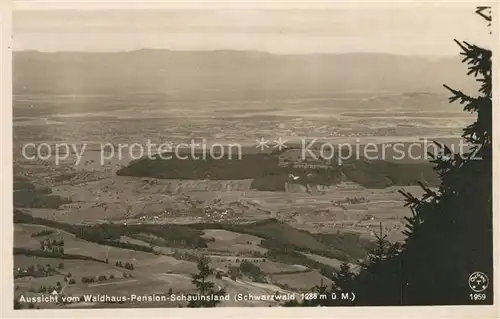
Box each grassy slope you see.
[189,219,372,262]
[14,210,205,250]
[14,211,371,278]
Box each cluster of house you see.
[203,205,239,221]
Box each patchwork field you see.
[13,158,423,309]
[14,215,353,308]
[19,172,420,244]
[202,229,268,254]
[12,97,443,309]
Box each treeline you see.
[261,238,351,262]
[116,152,438,189]
[115,261,134,270]
[14,191,71,209]
[250,166,343,191]
[221,261,267,283]
[31,230,54,237]
[123,224,206,249]
[13,247,104,263]
[250,175,287,191]
[31,281,64,294]
[265,249,336,279]
[314,232,375,260]
[332,197,367,205]
[14,210,208,251]
[190,219,372,262]
[14,212,372,273]
[14,263,62,279]
[81,273,117,284]
[13,178,71,209]
[341,159,440,189]
[239,261,266,283]
[117,153,278,180]
[172,250,200,263]
[39,238,65,254]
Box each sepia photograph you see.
[4,0,498,315]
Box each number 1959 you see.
[469,293,486,301]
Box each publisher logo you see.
[468,272,489,292]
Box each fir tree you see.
[333,262,354,292]
[188,256,225,307]
[286,6,492,307]
[396,6,493,305]
[353,6,492,305]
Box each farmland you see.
[11,72,462,309]
[14,211,369,308]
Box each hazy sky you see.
[13,2,493,55]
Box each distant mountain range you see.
[13,50,477,97]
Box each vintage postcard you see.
[2,0,498,317]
